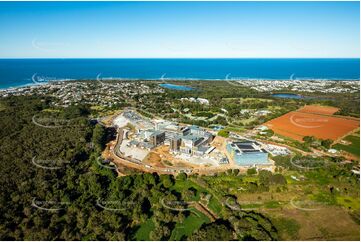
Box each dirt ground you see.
[265,109,359,141]
[143,145,201,169]
[298,105,339,115]
[211,136,227,149]
[144,152,165,168]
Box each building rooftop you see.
[182,134,202,142]
[190,125,201,130]
[230,141,267,154]
[150,130,165,137]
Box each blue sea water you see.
[0,58,359,89]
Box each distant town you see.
[236,79,359,93]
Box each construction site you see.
[100,109,278,175]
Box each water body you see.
[272,93,334,100]
[159,83,194,91]
[272,93,305,99]
[0,58,359,89]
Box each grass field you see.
[170,208,210,240]
[172,178,224,216]
[136,163,359,240]
[135,219,155,240]
[171,179,208,201]
[336,196,360,210]
[224,126,245,133]
[265,207,360,240]
[270,216,300,240]
[207,197,223,215]
[333,134,360,157]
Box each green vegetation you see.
[0,80,359,240]
[170,208,210,240]
[135,219,155,240]
[0,102,6,111]
[247,167,257,175]
[217,129,230,138]
[92,124,106,152]
[0,96,279,240]
[271,217,300,240]
[188,220,234,241]
[333,134,360,157]
[303,136,334,149]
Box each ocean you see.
[0,58,359,89]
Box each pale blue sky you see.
[0,1,359,58]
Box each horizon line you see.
[0,57,360,59]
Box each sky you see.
[0,1,359,58]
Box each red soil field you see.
[298,105,339,115]
[265,106,359,141]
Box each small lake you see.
[272,93,305,99]
[159,83,194,91]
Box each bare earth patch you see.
[298,105,339,115]
[265,107,359,141]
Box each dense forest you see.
[0,95,279,240]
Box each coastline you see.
[1,77,360,92]
[0,58,359,90]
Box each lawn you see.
[333,134,360,157]
[270,216,300,240]
[134,218,155,240]
[171,179,208,201]
[224,126,245,133]
[170,208,210,240]
[207,197,223,215]
[336,196,360,210]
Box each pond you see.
[272,93,305,99]
[159,83,194,91]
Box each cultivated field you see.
[265,105,359,141]
[297,105,339,115]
